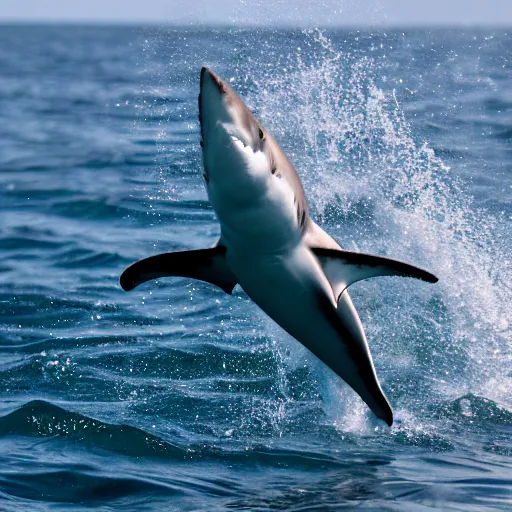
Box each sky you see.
[1,0,511,27]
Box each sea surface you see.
[0,25,511,511]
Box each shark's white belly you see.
[227,242,334,329]
[207,145,301,253]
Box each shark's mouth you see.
[229,133,252,150]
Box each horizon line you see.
[0,19,511,30]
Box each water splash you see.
[139,28,511,438]
[243,30,511,431]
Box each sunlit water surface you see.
[0,26,511,511]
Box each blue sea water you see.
[0,24,511,511]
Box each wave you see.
[436,393,512,427]
[52,247,129,269]
[1,399,509,511]
[0,400,188,459]
[0,400,345,468]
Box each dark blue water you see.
[1,25,511,511]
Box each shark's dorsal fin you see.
[120,245,238,294]
[311,247,438,301]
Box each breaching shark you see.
[120,67,438,426]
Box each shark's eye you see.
[259,127,265,141]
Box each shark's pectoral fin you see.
[311,247,438,301]
[120,246,238,294]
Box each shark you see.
[120,67,438,426]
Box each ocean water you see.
[0,25,511,511]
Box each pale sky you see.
[1,0,511,26]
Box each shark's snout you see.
[199,67,261,155]
[201,67,226,95]
[199,67,230,132]
[199,67,229,145]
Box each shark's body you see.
[121,68,438,426]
